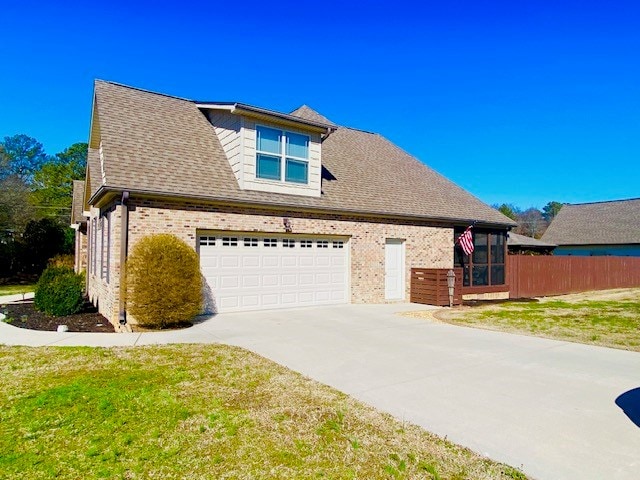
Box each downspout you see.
[118,191,130,326]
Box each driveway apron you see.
[197,304,640,480]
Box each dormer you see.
[197,102,335,198]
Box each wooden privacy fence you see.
[508,255,640,298]
[411,268,463,306]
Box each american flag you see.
[457,225,474,255]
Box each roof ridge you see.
[565,197,640,206]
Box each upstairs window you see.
[256,126,309,184]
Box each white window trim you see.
[255,124,310,184]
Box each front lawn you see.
[434,288,640,351]
[0,344,527,479]
[0,283,35,296]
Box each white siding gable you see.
[207,111,322,198]
[206,111,243,187]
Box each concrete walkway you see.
[1,299,639,480]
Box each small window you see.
[222,237,238,246]
[317,240,329,248]
[285,158,308,184]
[257,154,281,180]
[199,236,216,246]
[332,240,344,249]
[244,237,258,247]
[264,238,278,247]
[300,240,313,248]
[283,239,296,248]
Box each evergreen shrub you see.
[34,266,84,316]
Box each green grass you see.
[437,290,640,351]
[0,344,527,479]
[0,284,35,296]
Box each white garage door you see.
[199,234,349,313]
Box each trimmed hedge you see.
[126,234,202,329]
[34,266,84,316]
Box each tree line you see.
[0,134,87,278]
[493,201,563,239]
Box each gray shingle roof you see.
[508,232,556,248]
[541,198,640,245]
[71,180,86,224]
[89,80,515,227]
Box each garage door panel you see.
[281,292,297,304]
[200,235,348,313]
[262,274,279,287]
[261,293,279,306]
[316,256,330,267]
[281,274,297,286]
[299,256,314,267]
[219,296,239,309]
[282,256,298,267]
[299,292,314,302]
[315,291,331,302]
[243,275,260,287]
[331,272,346,284]
[331,290,346,300]
[262,256,279,267]
[315,273,331,284]
[299,273,314,285]
[243,256,260,268]
[331,256,346,266]
[241,295,259,307]
[220,276,239,288]
[220,256,240,268]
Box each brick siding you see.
[87,197,453,328]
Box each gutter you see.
[118,191,129,326]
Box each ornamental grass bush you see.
[34,266,84,316]
[126,234,202,329]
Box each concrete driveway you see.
[2,301,639,479]
[201,303,640,480]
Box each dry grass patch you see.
[425,288,640,351]
[0,344,527,479]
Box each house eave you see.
[196,102,336,133]
[88,186,514,229]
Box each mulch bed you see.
[1,300,115,333]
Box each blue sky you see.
[1,0,639,209]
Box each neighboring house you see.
[76,80,515,329]
[542,198,640,257]
[507,232,556,255]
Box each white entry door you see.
[385,239,405,300]
[199,234,349,313]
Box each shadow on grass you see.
[616,387,640,428]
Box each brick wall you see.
[87,197,453,327]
